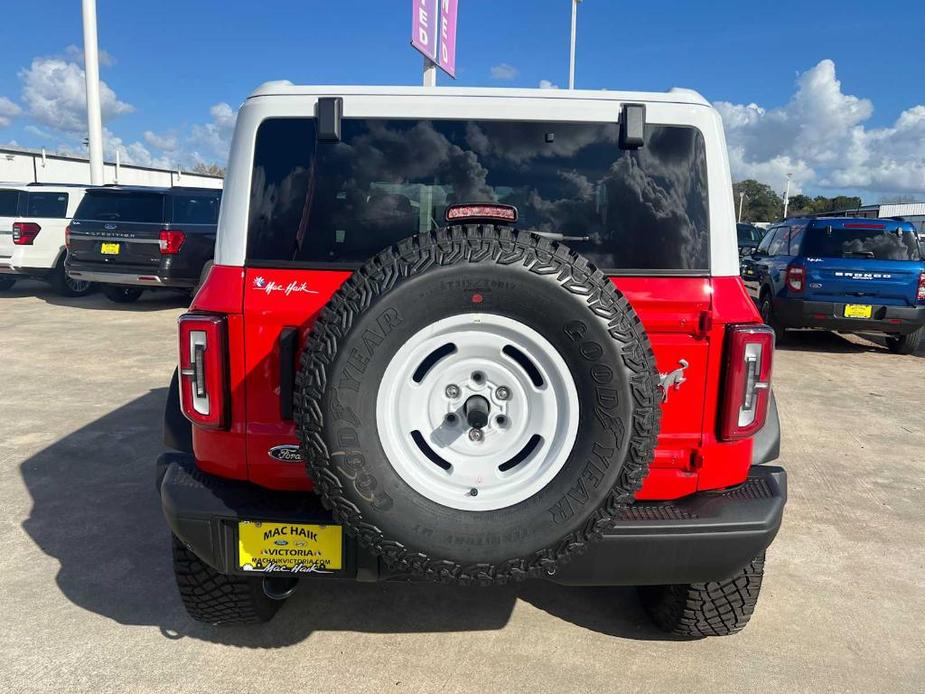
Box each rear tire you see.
[759,293,787,344]
[171,535,283,625]
[102,285,143,304]
[49,257,94,297]
[638,553,766,637]
[886,326,923,355]
[0,277,15,291]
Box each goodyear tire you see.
[172,535,281,625]
[638,553,766,637]
[295,227,661,585]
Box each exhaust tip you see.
[262,576,299,601]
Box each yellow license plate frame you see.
[238,521,342,573]
[843,304,872,319]
[100,242,120,255]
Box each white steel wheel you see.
[376,313,580,512]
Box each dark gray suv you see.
[65,185,222,303]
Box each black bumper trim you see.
[65,259,198,289]
[158,453,786,586]
[774,297,925,334]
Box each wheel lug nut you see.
[496,386,510,401]
[445,384,460,399]
[468,428,484,442]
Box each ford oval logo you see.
[268,445,304,463]
[104,223,117,230]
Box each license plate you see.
[238,521,342,573]
[100,242,120,255]
[844,304,872,319]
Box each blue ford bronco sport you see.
[742,217,925,353]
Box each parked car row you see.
[0,182,221,303]
[740,216,925,354]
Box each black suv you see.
[66,186,222,303]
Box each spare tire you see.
[295,226,660,584]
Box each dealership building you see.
[0,144,223,189]
[818,202,925,235]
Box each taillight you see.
[719,324,774,441]
[917,272,925,302]
[12,222,41,245]
[178,314,228,429]
[159,229,185,255]
[785,265,805,294]
[65,225,72,248]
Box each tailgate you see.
[0,214,16,257]
[805,259,922,306]
[67,220,164,267]
[67,189,167,266]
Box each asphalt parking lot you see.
[1,279,923,693]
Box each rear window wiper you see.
[522,229,591,242]
[843,251,875,258]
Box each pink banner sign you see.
[437,0,458,78]
[410,0,438,62]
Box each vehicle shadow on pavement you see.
[778,329,924,357]
[20,389,669,648]
[3,279,191,312]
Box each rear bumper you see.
[66,259,197,288]
[158,452,787,586]
[0,253,56,277]
[774,297,925,334]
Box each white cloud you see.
[538,79,559,90]
[715,59,925,196]
[11,47,236,169]
[18,55,133,133]
[490,63,518,81]
[0,97,21,127]
[188,102,237,163]
[64,44,116,67]
[143,130,179,152]
[24,124,53,140]
[103,128,173,169]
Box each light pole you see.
[568,0,582,89]
[738,191,747,223]
[81,0,104,185]
[782,172,792,219]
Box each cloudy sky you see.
[0,0,922,201]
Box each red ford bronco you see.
[158,84,785,637]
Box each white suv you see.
[0,183,93,296]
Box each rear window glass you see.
[24,191,69,218]
[737,224,762,243]
[803,224,921,261]
[0,190,20,216]
[172,194,221,225]
[74,191,165,224]
[247,118,710,271]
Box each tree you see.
[787,194,815,216]
[735,184,864,220]
[732,179,783,223]
[192,162,225,177]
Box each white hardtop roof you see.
[247,82,710,107]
